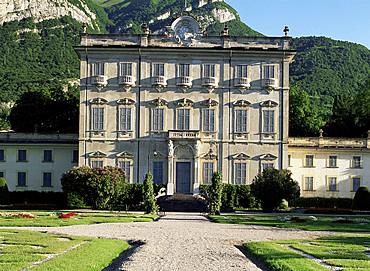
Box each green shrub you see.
[221,184,236,209]
[61,166,126,210]
[352,187,370,211]
[0,178,10,205]
[208,172,223,215]
[251,168,300,211]
[66,192,89,209]
[143,173,158,214]
[290,197,353,209]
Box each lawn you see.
[0,211,158,227]
[243,234,370,271]
[209,214,370,232]
[0,229,129,271]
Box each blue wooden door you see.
[176,162,191,193]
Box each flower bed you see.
[0,212,35,218]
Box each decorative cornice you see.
[150,97,168,107]
[90,97,108,105]
[200,98,219,107]
[260,100,278,107]
[89,151,107,158]
[174,98,194,107]
[233,100,251,107]
[202,149,217,160]
[232,152,251,160]
[117,98,136,105]
[116,151,135,159]
[260,153,278,160]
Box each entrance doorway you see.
[176,162,191,193]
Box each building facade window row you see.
[303,175,362,193]
[301,154,363,169]
[0,149,78,163]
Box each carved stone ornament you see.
[260,153,278,161]
[167,15,203,46]
[260,100,278,107]
[202,149,217,160]
[90,97,108,104]
[154,85,166,92]
[232,152,251,160]
[117,98,136,105]
[200,98,219,107]
[116,151,135,159]
[150,97,168,107]
[174,98,194,107]
[233,100,251,107]
[89,151,107,158]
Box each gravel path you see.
[16,213,340,271]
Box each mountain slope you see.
[290,37,370,118]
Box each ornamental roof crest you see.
[150,97,168,107]
[166,15,203,46]
[232,152,251,160]
[200,98,219,107]
[117,98,136,105]
[233,100,251,107]
[202,149,218,160]
[174,98,194,107]
[90,97,108,104]
[116,151,135,158]
[260,100,278,107]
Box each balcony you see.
[168,130,201,139]
[262,78,277,90]
[119,75,136,91]
[177,76,192,92]
[92,75,107,86]
[152,76,167,92]
[202,77,218,92]
[234,77,251,93]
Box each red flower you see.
[59,214,71,219]
[67,212,78,216]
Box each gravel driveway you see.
[20,213,339,271]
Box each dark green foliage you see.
[0,178,10,205]
[61,166,126,209]
[143,173,158,214]
[207,172,223,215]
[352,187,370,211]
[290,37,370,119]
[9,86,79,133]
[290,197,353,209]
[8,191,67,208]
[289,86,322,137]
[66,193,89,209]
[251,169,300,211]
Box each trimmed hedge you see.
[352,187,370,211]
[0,178,10,205]
[8,191,67,209]
[290,197,353,209]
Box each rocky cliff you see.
[0,0,98,29]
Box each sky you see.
[225,0,370,49]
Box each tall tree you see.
[353,78,370,137]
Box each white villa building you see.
[0,15,369,198]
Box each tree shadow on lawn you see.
[236,245,270,271]
[102,239,145,271]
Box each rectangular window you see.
[235,109,248,132]
[92,62,104,76]
[120,62,132,76]
[153,161,163,184]
[92,107,104,130]
[352,156,362,168]
[43,150,53,162]
[352,177,361,192]
[119,161,131,182]
[18,150,27,162]
[237,65,248,78]
[177,109,190,130]
[17,172,27,187]
[329,156,337,167]
[120,108,132,131]
[72,150,78,163]
[153,108,164,131]
[203,162,214,184]
[204,64,215,78]
[264,65,275,78]
[153,63,165,77]
[204,109,215,132]
[288,154,291,167]
[328,177,338,191]
[0,171,4,178]
[91,160,103,168]
[179,64,190,77]
[305,177,314,191]
[305,155,314,167]
[0,149,4,161]
[263,110,274,133]
[262,163,274,171]
[42,172,52,187]
[235,163,247,184]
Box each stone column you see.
[193,140,201,195]
[167,140,174,195]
